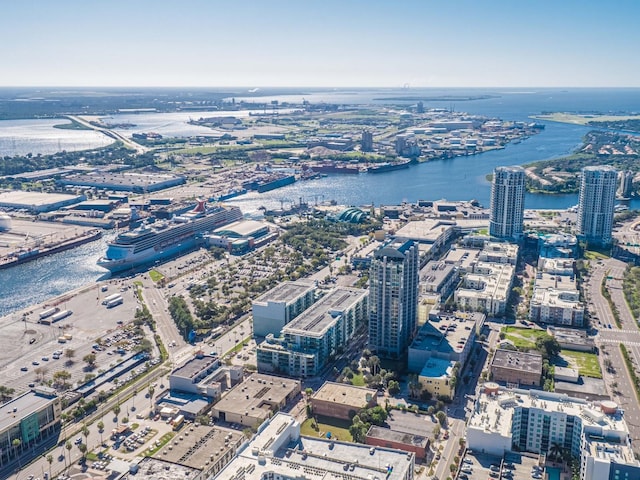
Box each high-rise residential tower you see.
[368,238,419,359]
[361,130,373,152]
[578,166,617,246]
[489,166,526,240]
[618,170,634,199]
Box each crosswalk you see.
[601,329,640,335]
[599,338,640,346]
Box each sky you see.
[2,0,639,88]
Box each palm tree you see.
[46,454,53,478]
[148,385,155,408]
[97,421,105,445]
[65,440,72,469]
[113,404,121,426]
[82,425,90,449]
[549,442,563,462]
[77,443,87,464]
[408,374,420,399]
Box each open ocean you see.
[2,87,640,315]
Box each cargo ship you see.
[256,174,296,193]
[97,200,242,272]
[310,163,360,174]
[213,189,248,202]
[367,160,411,174]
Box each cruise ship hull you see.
[97,238,199,273]
[97,202,243,273]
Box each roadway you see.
[67,115,149,154]
[586,257,640,452]
[7,366,168,480]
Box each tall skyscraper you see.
[618,170,634,199]
[578,166,617,246]
[361,130,373,152]
[368,238,419,359]
[489,166,526,240]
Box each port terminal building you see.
[0,191,85,213]
[205,219,278,255]
[59,171,185,193]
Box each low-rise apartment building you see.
[454,262,514,315]
[467,385,639,480]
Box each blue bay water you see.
[2,88,640,315]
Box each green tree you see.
[77,442,87,463]
[46,454,53,478]
[436,410,447,427]
[82,425,90,447]
[64,348,75,362]
[349,415,369,443]
[388,380,401,396]
[82,353,97,369]
[0,385,15,402]
[65,441,72,468]
[112,404,121,425]
[97,420,105,445]
[535,334,561,359]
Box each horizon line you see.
[1,85,640,90]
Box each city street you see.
[586,257,640,452]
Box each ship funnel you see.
[191,199,207,214]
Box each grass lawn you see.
[301,416,353,442]
[584,250,610,260]
[149,269,164,283]
[501,326,547,349]
[558,350,602,379]
[350,373,365,386]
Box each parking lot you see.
[0,280,145,395]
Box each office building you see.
[136,427,243,480]
[369,238,419,359]
[417,357,457,399]
[210,373,300,429]
[490,350,542,387]
[489,166,525,240]
[366,426,429,461]
[256,287,368,377]
[310,382,377,421]
[0,387,61,471]
[408,311,484,373]
[577,166,617,246]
